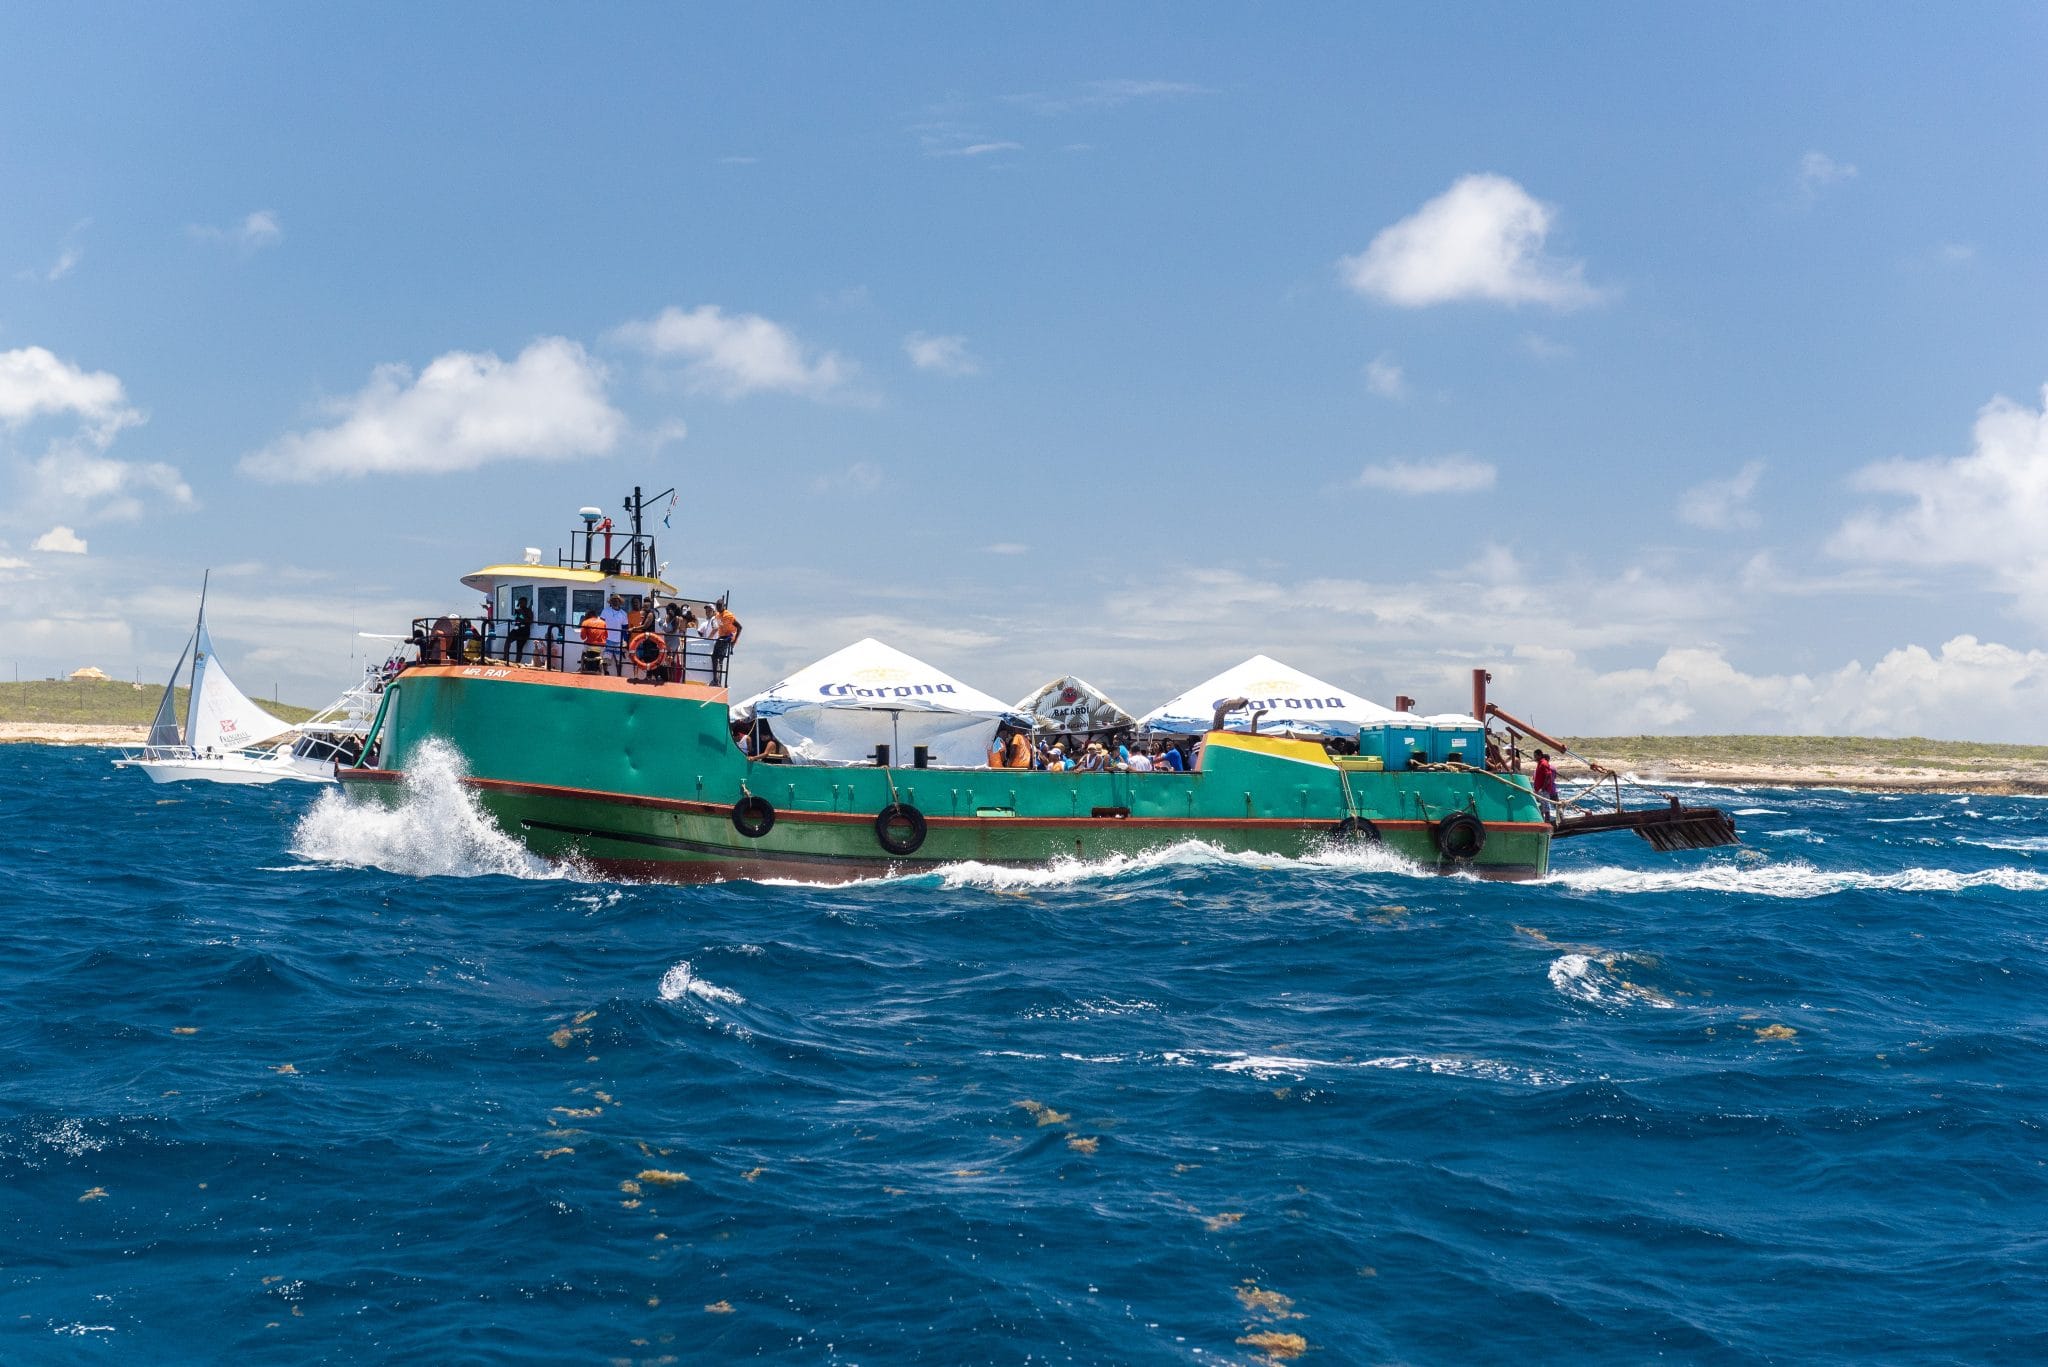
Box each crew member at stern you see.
[712,599,742,685]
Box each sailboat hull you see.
[116,754,335,785]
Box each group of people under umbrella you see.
[728,639,1466,773]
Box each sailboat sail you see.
[188,623,294,751]
[146,633,194,749]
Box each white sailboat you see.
[114,574,362,785]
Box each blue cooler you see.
[1365,721,1430,771]
[1429,721,1487,767]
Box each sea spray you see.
[658,960,745,1006]
[291,737,571,880]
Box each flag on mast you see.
[663,490,676,529]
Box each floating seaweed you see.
[1014,1099,1070,1126]
[1237,1329,1309,1361]
[638,1169,690,1185]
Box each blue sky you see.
[6,5,2048,738]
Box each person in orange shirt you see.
[578,608,609,673]
[712,602,741,685]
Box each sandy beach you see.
[0,723,150,746]
[1574,754,2048,797]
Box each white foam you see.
[1547,952,1676,1009]
[1196,1049,1566,1086]
[1733,808,1787,816]
[923,837,1427,891]
[1869,815,1942,824]
[1958,835,2048,853]
[1356,1054,1574,1086]
[31,1118,109,1158]
[658,960,744,1006]
[1547,858,2048,898]
[290,739,573,881]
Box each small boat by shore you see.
[114,575,379,786]
[335,490,1737,881]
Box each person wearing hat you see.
[1531,749,1560,823]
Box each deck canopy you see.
[731,637,1027,767]
[1014,675,1136,737]
[1137,654,1407,739]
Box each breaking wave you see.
[1162,1049,1569,1087]
[1547,952,1679,1009]
[1546,859,2048,898]
[291,738,572,880]
[1958,835,2048,853]
[658,960,745,1006]
[918,838,1428,891]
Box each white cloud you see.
[809,461,882,496]
[1798,151,1858,193]
[1339,174,1601,309]
[609,305,852,400]
[0,347,188,525]
[0,346,142,442]
[904,332,982,376]
[1678,460,1765,531]
[1363,354,1407,399]
[1828,383,2048,626]
[1935,242,1975,265]
[1008,79,1213,116]
[189,209,284,250]
[983,542,1029,556]
[17,220,89,283]
[240,336,622,482]
[716,155,758,165]
[1521,332,1574,362]
[26,451,194,521]
[1499,636,2048,741]
[31,525,86,554]
[942,141,1022,158]
[1355,454,1496,495]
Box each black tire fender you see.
[731,795,776,839]
[1329,816,1381,844]
[1434,811,1487,861]
[874,802,927,856]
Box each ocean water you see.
[5,742,2046,1364]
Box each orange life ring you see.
[628,632,668,670]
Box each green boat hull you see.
[340,667,1551,882]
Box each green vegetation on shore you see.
[0,679,316,726]
[1565,734,2048,771]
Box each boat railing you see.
[404,616,732,686]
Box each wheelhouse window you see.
[537,586,566,625]
[571,588,605,619]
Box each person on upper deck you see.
[578,607,609,671]
[661,603,685,672]
[711,601,741,685]
[506,597,534,665]
[601,594,630,669]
